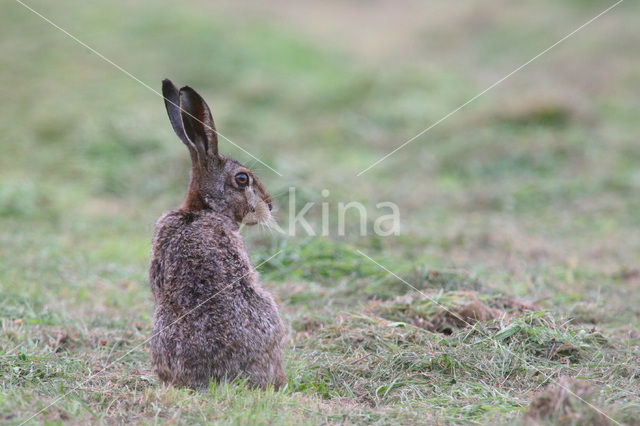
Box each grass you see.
[2,0,640,424]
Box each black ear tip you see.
[179,86,207,105]
[162,79,179,97]
[179,85,196,95]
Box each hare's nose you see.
[264,196,273,211]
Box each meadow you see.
[1,0,639,424]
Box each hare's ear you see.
[179,86,219,159]
[161,79,195,151]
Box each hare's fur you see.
[148,80,285,390]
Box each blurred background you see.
[2,0,638,301]
[1,0,639,422]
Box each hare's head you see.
[162,79,272,226]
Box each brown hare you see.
[148,79,285,391]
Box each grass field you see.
[1,0,640,424]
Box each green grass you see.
[2,0,640,424]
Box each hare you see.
[148,79,286,391]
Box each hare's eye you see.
[235,172,249,187]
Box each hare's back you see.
[150,210,280,349]
[150,210,252,296]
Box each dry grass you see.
[526,377,611,425]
